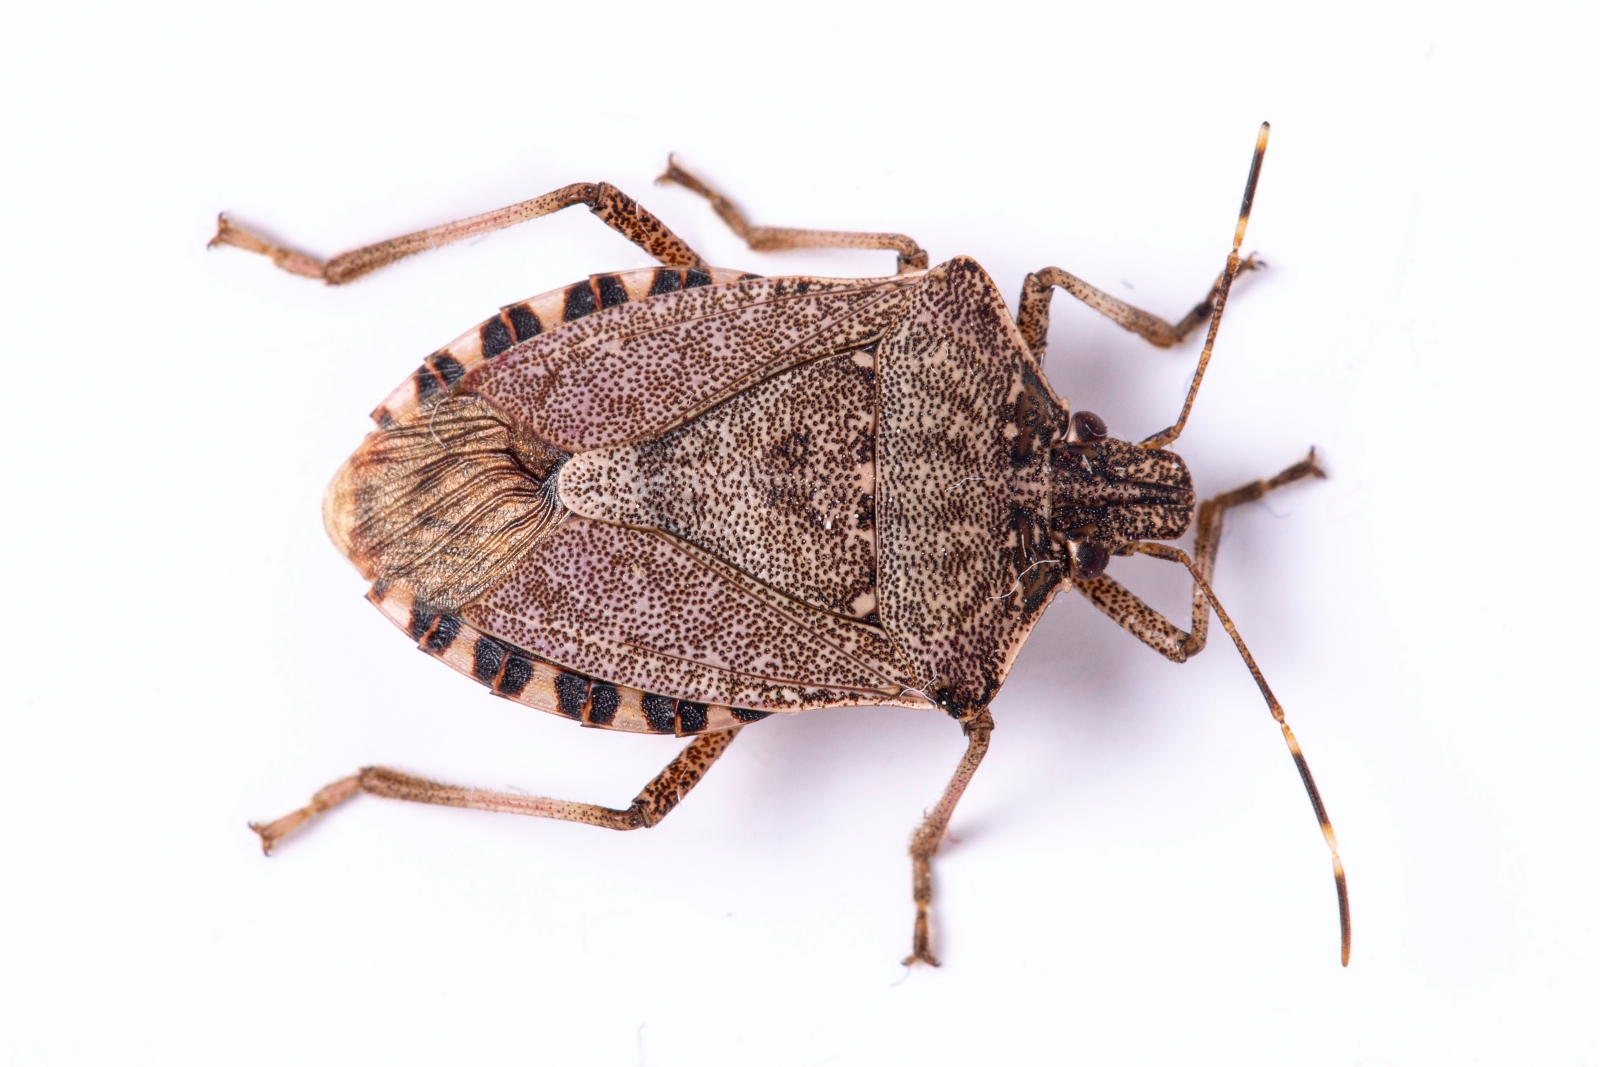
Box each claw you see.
[207,213,328,280]
[249,774,362,854]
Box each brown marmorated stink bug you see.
[218,122,1348,967]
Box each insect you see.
[218,123,1348,967]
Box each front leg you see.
[1025,124,1272,453]
[1077,449,1324,662]
[1015,256,1263,360]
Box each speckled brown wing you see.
[371,265,760,427]
[329,267,931,727]
[463,518,919,713]
[452,271,926,712]
[464,272,917,450]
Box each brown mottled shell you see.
[326,259,1068,729]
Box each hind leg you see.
[212,181,706,284]
[251,727,741,852]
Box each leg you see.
[1014,255,1262,359]
[656,157,929,275]
[250,727,740,853]
[904,708,994,966]
[1017,124,1271,395]
[211,181,706,285]
[1076,449,1324,662]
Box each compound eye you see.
[1073,540,1110,580]
[1070,410,1108,443]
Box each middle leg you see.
[657,157,929,275]
[904,708,994,966]
[1076,449,1324,661]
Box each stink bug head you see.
[1051,432,1195,581]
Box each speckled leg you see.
[1076,449,1324,661]
[210,181,706,284]
[250,728,740,853]
[1026,125,1272,454]
[1014,256,1263,359]
[656,157,929,275]
[904,708,993,966]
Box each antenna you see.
[1132,539,1351,967]
[1141,122,1271,451]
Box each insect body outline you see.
[218,123,1348,968]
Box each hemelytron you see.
[218,123,1349,968]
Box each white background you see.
[3,2,1596,1064]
